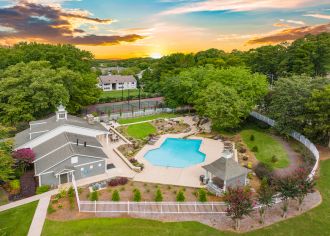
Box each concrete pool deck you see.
[133,117,223,188]
[97,116,223,188]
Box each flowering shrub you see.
[12,148,35,172]
[224,186,255,230]
[118,177,128,185]
[108,177,128,187]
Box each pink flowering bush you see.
[224,186,255,230]
[12,148,35,172]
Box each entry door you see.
[60,173,68,184]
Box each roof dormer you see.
[56,104,67,121]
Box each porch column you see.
[204,171,209,184]
[223,180,227,191]
[208,173,213,184]
[106,133,109,144]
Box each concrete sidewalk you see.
[27,196,50,236]
[0,189,58,212]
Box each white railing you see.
[79,200,227,214]
[250,111,319,179]
[71,174,80,212]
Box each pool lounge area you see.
[144,138,206,168]
[133,128,223,188]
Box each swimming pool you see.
[144,138,206,168]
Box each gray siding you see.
[40,172,58,186]
[226,174,246,188]
[38,155,106,186]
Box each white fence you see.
[98,107,191,121]
[79,201,227,214]
[250,111,319,179]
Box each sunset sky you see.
[0,0,329,59]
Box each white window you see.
[71,156,78,164]
[59,113,65,119]
[90,165,93,169]
[80,167,84,171]
[98,163,102,167]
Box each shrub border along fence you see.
[250,111,319,179]
[71,111,319,214]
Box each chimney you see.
[76,139,79,146]
[84,141,87,147]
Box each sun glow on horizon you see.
[150,52,163,59]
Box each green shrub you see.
[250,134,255,141]
[36,185,50,194]
[176,191,185,202]
[247,162,253,169]
[112,190,120,201]
[198,189,207,202]
[52,199,58,204]
[67,186,74,197]
[58,188,67,198]
[271,155,278,163]
[247,172,254,179]
[251,146,258,152]
[78,187,83,195]
[47,205,56,214]
[69,196,75,210]
[9,179,20,190]
[155,189,163,202]
[254,162,274,180]
[58,204,63,209]
[89,191,99,201]
[133,189,141,202]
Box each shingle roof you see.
[99,75,136,84]
[202,150,248,181]
[33,132,107,175]
[15,114,108,148]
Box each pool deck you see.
[97,116,223,188]
[132,117,223,187]
[134,135,223,188]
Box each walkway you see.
[0,189,58,212]
[27,196,50,236]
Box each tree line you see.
[0,43,100,125]
[141,33,330,146]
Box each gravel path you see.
[272,135,303,178]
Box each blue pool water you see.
[144,138,206,168]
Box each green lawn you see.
[0,201,38,236]
[240,127,289,168]
[42,159,330,235]
[118,113,177,124]
[125,122,157,139]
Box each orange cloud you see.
[273,22,290,27]
[0,1,145,46]
[246,23,330,44]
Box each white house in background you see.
[98,75,137,91]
